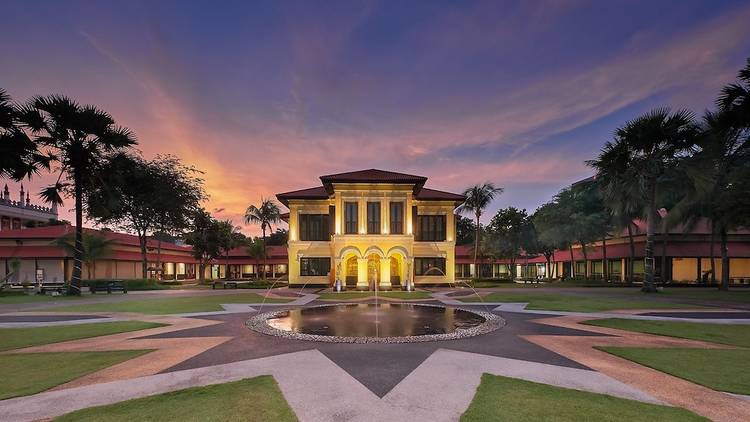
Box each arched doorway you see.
[367,254,380,290]
[344,256,359,288]
[390,256,401,287]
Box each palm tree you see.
[591,108,697,292]
[20,95,136,294]
[52,232,114,280]
[588,141,644,283]
[0,89,48,180]
[457,183,503,279]
[244,198,281,279]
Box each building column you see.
[357,258,368,289]
[621,258,626,282]
[379,257,391,290]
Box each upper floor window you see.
[389,202,403,234]
[367,201,381,234]
[344,202,358,234]
[299,214,329,241]
[415,214,446,241]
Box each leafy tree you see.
[216,220,244,279]
[244,199,281,279]
[266,228,288,246]
[87,154,205,278]
[485,207,530,279]
[455,215,476,246]
[532,201,572,277]
[184,209,222,281]
[52,232,114,279]
[457,183,503,278]
[20,95,136,294]
[588,108,697,291]
[0,89,49,180]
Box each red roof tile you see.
[415,187,466,202]
[319,169,427,184]
[276,186,329,206]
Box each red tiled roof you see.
[319,169,427,185]
[276,186,329,206]
[415,187,466,202]
[0,225,192,252]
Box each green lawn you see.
[461,293,687,312]
[0,292,82,304]
[54,375,298,422]
[461,373,705,421]
[317,291,432,300]
[1,350,151,399]
[584,318,750,348]
[0,321,165,352]
[598,347,750,395]
[43,293,292,315]
[661,289,750,304]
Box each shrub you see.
[82,279,168,290]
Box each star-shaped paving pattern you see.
[143,301,606,397]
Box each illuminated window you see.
[344,202,358,234]
[414,257,446,276]
[367,202,380,234]
[300,258,331,276]
[389,202,403,234]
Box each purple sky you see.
[2,0,750,235]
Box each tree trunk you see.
[545,255,552,279]
[198,261,205,281]
[139,235,148,279]
[709,220,716,284]
[661,232,668,286]
[643,179,658,292]
[569,245,575,278]
[70,171,83,295]
[156,238,162,281]
[580,242,589,279]
[602,236,608,282]
[262,227,267,280]
[473,213,480,280]
[627,223,635,283]
[720,225,730,291]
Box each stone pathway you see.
[0,349,660,422]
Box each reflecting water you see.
[267,304,485,337]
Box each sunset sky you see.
[3,0,750,235]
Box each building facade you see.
[0,183,58,231]
[277,169,465,288]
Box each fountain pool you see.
[247,303,503,343]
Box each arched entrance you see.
[367,254,380,290]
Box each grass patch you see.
[46,293,291,315]
[0,321,165,352]
[584,318,750,348]
[461,373,705,421]
[461,292,686,312]
[54,375,297,422]
[661,289,750,304]
[317,291,432,300]
[0,292,82,304]
[598,347,750,395]
[0,350,150,399]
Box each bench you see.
[90,281,128,294]
[39,281,66,295]
[212,280,253,289]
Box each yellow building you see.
[277,169,465,289]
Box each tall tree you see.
[589,107,697,292]
[457,183,503,279]
[20,96,136,294]
[184,209,222,281]
[88,154,205,279]
[52,232,114,279]
[486,207,529,280]
[244,198,281,279]
[532,201,572,278]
